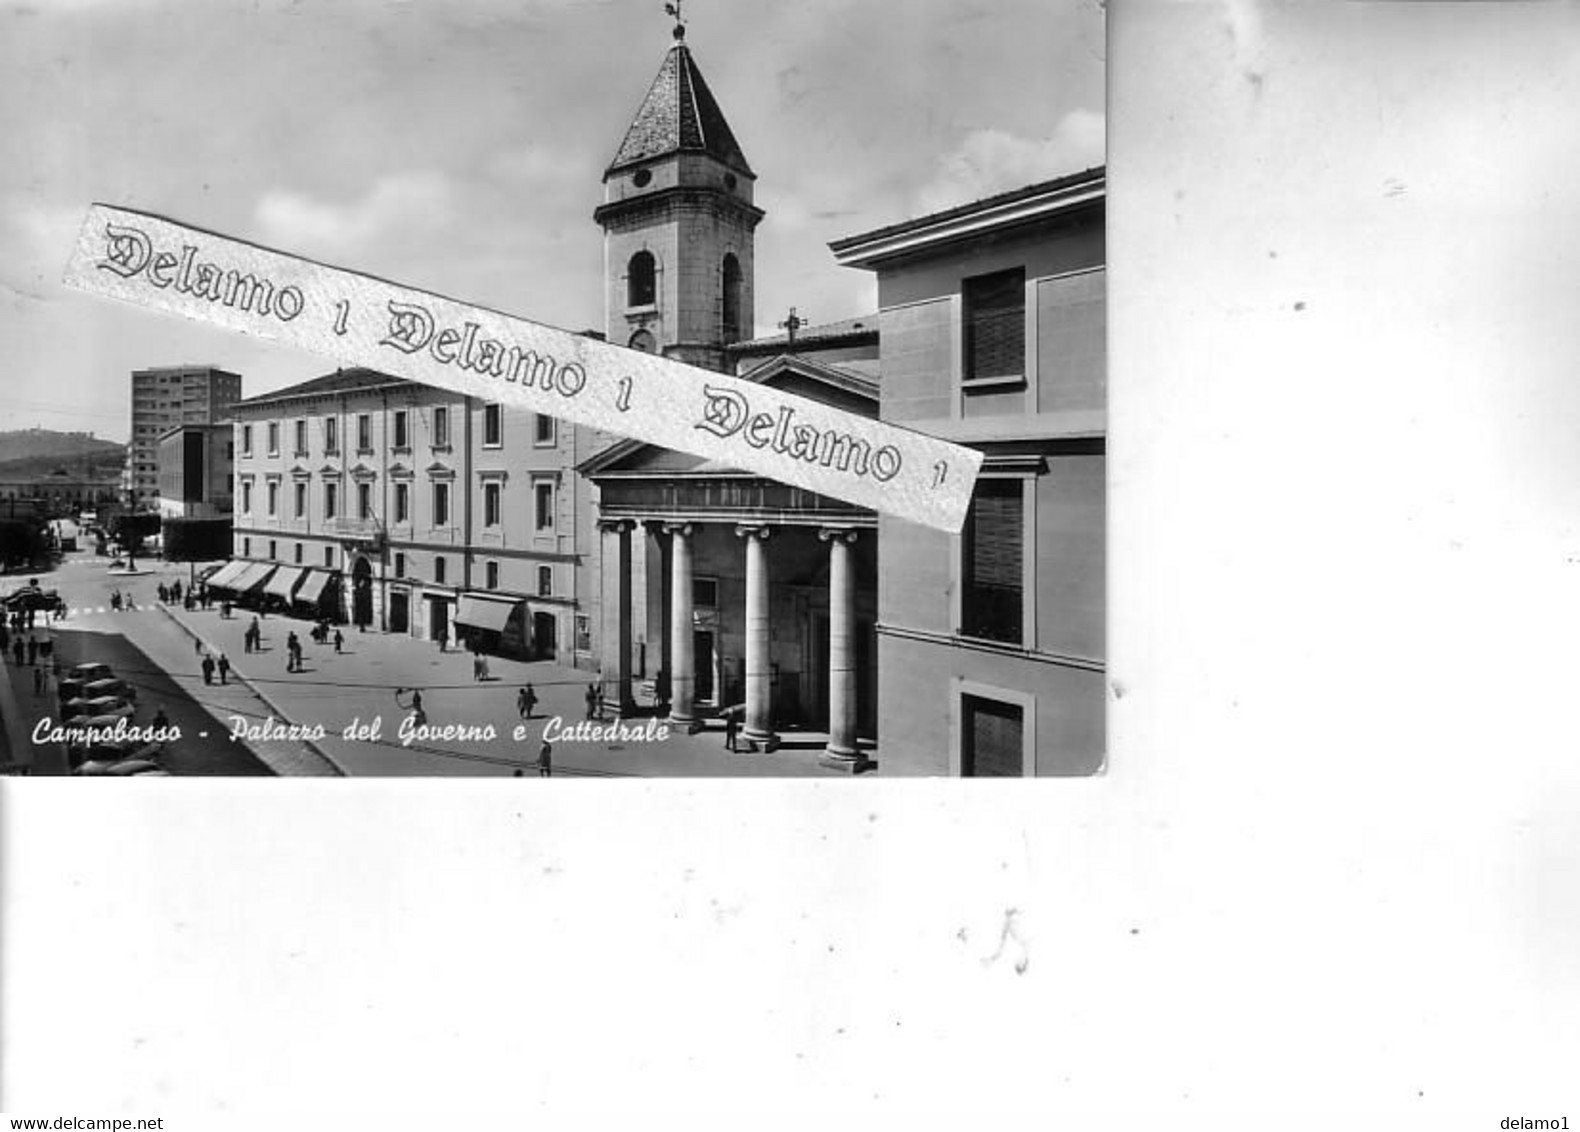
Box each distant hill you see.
[0,428,124,465]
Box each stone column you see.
[735,524,777,751]
[665,521,699,731]
[819,527,865,771]
[598,518,635,716]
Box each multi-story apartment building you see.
[128,366,242,511]
[228,369,596,662]
[155,423,234,519]
[831,169,1107,776]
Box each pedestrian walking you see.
[537,739,552,778]
[201,654,215,685]
[33,666,45,696]
[195,637,204,655]
[725,710,739,753]
[472,653,485,681]
[595,684,606,720]
[585,683,597,721]
[286,631,301,672]
[518,684,537,720]
[26,637,37,666]
[152,707,169,731]
[217,653,230,685]
[11,639,22,666]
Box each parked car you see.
[56,677,86,704]
[106,758,164,776]
[84,677,138,703]
[68,734,160,770]
[80,697,135,723]
[60,696,98,720]
[68,662,113,682]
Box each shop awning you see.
[204,560,249,590]
[263,566,306,601]
[294,569,335,606]
[230,561,277,593]
[455,594,520,633]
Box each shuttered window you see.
[963,268,1025,382]
[962,478,1024,644]
[962,695,1023,777]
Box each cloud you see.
[254,171,455,257]
[913,111,1106,216]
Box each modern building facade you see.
[128,366,242,511]
[831,170,1107,776]
[155,423,234,519]
[227,369,596,660]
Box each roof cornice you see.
[830,169,1105,270]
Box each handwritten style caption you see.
[62,204,982,533]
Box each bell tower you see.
[594,19,763,373]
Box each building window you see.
[241,481,252,514]
[242,536,251,557]
[483,482,501,528]
[394,482,409,524]
[693,577,717,608]
[266,481,278,517]
[627,250,656,307]
[961,478,1024,644]
[533,481,554,531]
[394,552,406,578]
[393,409,409,449]
[722,253,742,342]
[483,404,502,447]
[961,694,1024,777]
[268,539,277,560]
[433,406,450,448]
[357,482,372,520]
[356,414,372,452]
[628,329,656,354]
[434,556,447,584]
[267,422,279,456]
[324,546,334,568]
[294,482,306,519]
[324,416,339,454]
[537,565,552,597]
[294,419,307,455]
[575,614,591,652]
[324,481,339,521]
[534,415,555,446]
[486,561,500,590]
[433,482,450,527]
[294,542,303,564]
[241,424,253,457]
[963,267,1026,383]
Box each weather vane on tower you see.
[664,0,686,41]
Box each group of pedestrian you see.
[156,580,184,605]
[109,588,135,611]
[242,616,263,653]
[199,650,231,685]
[472,651,492,682]
[513,740,553,778]
[584,683,607,721]
[309,621,344,652]
[516,683,538,719]
[9,633,51,669]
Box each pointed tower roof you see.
[607,40,754,178]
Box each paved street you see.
[7,551,871,777]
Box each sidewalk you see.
[162,600,866,777]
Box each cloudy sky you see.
[0,0,1105,441]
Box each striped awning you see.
[229,562,277,593]
[204,560,249,590]
[455,594,521,633]
[294,569,336,606]
[263,566,306,601]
